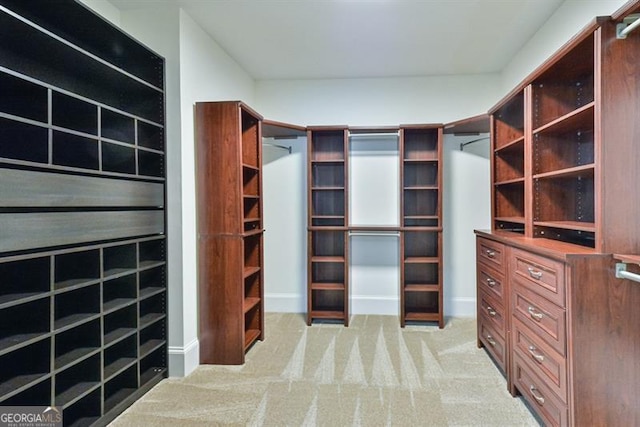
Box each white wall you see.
[255,74,501,125]
[500,0,630,95]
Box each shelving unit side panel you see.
[195,102,243,236]
[198,237,245,365]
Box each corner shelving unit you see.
[196,101,265,364]
[0,1,167,425]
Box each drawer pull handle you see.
[527,306,544,321]
[528,345,545,363]
[529,385,545,405]
[487,306,497,317]
[528,267,543,280]
[486,334,496,347]
[486,250,496,258]
[486,278,497,287]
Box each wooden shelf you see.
[495,177,525,186]
[244,329,261,350]
[533,163,594,180]
[495,216,526,224]
[533,102,595,135]
[311,256,345,263]
[404,257,439,264]
[309,310,345,320]
[534,220,595,232]
[243,266,261,279]
[614,254,640,264]
[404,312,440,321]
[310,282,345,291]
[404,284,439,292]
[243,297,261,314]
[495,135,525,153]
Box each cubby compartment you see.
[494,182,525,225]
[311,217,345,227]
[310,289,345,313]
[403,129,439,160]
[104,304,137,348]
[404,262,439,286]
[0,117,48,163]
[312,231,345,258]
[52,131,99,170]
[244,235,262,270]
[104,334,137,382]
[243,166,259,196]
[63,388,101,427]
[493,91,524,147]
[139,266,165,300]
[101,108,135,144]
[404,291,440,316]
[403,189,438,218]
[55,353,100,408]
[532,35,595,130]
[52,92,98,136]
[311,130,345,161]
[54,284,100,331]
[102,142,136,174]
[495,141,525,183]
[311,261,345,285]
[0,298,50,353]
[54,249,100,291]
[404,231,438,260]
[103,243,137,279]
[103,274,137,314]
[0,377,50,406]
[138,121,164,151]
[139,320,165,359]
[244,303,261,350]
[103,364,137,413]
[55,319,100,371]
[244,270,261,303]
[139,292,166,330]
[139,238,165,269]
[0,71,48,122]
[243,196,261,232]
[0,339,50,399]
[138,150,164,177]
[139,345,166,386]
[241,110,260,168]
[533,106,594,176]
[534,225,595,248]
[534,174,595,228]
[312,162,345,187]
[403,161,438,188]
[0,256,50,308]
[312,189,345,217]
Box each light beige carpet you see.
[111,313,540,426]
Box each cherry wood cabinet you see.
[479,8,640,426]
[196,101,264,364]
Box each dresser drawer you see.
[477,264,505,301]
[511,247,566,307]
[478,289,506,338]
[513,317,567,403]
[513,353,568,427]
[478,318,506,371]
[512,281,566,356]
[477,238,505,271]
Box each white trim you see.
[168,338,199,377]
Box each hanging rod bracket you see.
[617,14,640,39]
[615,262,640,284]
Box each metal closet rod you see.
[262,141,292,154]
[460,136,490,151]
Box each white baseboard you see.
[265,293,305,312]
[168,338,199,377]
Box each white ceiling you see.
[109,0,565,80]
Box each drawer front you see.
[512,281,566,356]
[513,318,567,403]
[513,353,568,427]
[477,264,505,301]
[478,319,506,371]
[477,238,505,271]
[511,248,566,307]
[478,289,506,337]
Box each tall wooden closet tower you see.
[196,101,265,365]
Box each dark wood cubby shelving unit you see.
[196,101,265,364]
[478,7,640,426]
[0,0,167,425]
